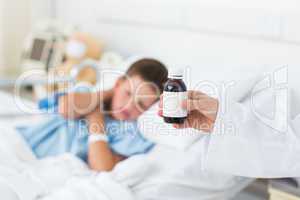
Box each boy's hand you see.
[58,89,113,119]
[158,90,219,133]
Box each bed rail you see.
[0,59,100,88]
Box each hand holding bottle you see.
[159,90,219,133]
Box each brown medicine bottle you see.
[163,68,187,124]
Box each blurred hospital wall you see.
[53,0,300,82]
[0,0,4,72]
[0,0,31,73]
[1,0,300,79]
[0,0,51,74]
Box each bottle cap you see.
[168,68,184,79]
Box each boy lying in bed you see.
[17,58,168,172]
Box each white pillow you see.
[137,102,203,150]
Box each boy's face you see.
[111,75,159,120]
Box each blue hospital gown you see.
[16,94,154,162]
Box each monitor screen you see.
[30,38,47,61]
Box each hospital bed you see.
[0,62,254,200]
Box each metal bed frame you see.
[0,59,100,88]
[0,59,100,117]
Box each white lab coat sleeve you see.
[202,73,300,178]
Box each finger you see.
[158,109,163,117]
[158,95,163,116]
[182,99,209,112]
[187,90,206,99]
[158,94,163,108]
[181,99,188,110]
[173,124,180,128]
[173,120,189,129]
[173,123,185,129]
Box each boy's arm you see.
[85,108,124,172]
[58,89,113,119]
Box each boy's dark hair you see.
[125,58,168,93]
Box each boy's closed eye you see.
[125,89,132,97]
[137,100,147,110]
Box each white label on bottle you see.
[163,91,188,118]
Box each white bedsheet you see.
[0,91,253,200]
[0,120,140,200]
